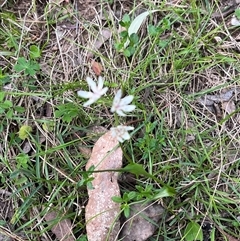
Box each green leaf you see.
[14,57,29,72]
[18,125,32,140]
[129,33,139,44]
[55,103,79,123]
[3,100,13,108]
[14,106,25,113]
[123,48,131,57]
[122,163,150,177]
[119,13,131,27]
[29,45,41,59]
[127,46,135,56]
[0,108,5,114]
[6,109,13,119]
[120,30,128,38]
[0,92,5,102]
[127,191,137,200]
[25,61,40,76]
[17,57,28,66]
[14,57,40,76]
[115,42,124,51]
[124,10,159,48]
[123,14,130,23]
[184,221,203,241]
[0,69,10,85]
[16,153,29,168]
[148,25,161,36]
[235,9,240,20]
[112,196,123,203]
[123,204,130,218]
[152,187,176,199]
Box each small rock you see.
[120,202,165,241]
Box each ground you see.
[0,0,240,241]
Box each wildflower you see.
[110,125,134,143]
[77,76,108,107]
[111,90,136,116]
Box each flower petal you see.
[100,87,108,96]
[110,125,134,142]
[86,77,97,92]
[111,105,116,112]
[120,95,134,105]
[121,132,131,140]
[121,105,136,112]
[116,109,126,116]
[110,128,117,138]
[97,76,104,89]
[113,90,122,104]
[83,98,96,107]
[125,126,134,131]
[77,90,93,99]
[117,136,124,143]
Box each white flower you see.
[111,90,136,116]
[110,125,134,143]
[77,76,108,107]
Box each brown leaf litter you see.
[85,131,122,241]
[195,87,240,118]
[87,29,112,59]
[91,60,103,76]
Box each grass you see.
[0,0,240,240]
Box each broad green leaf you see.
[152,187,176,199]
[18,125,32,140]
[0,108,5,114]
[184,221,203,241]
[3,100,13,108]
[119,14,131,27]
[129,33,139,44]
[123,204,130,218]
[17,57,28,66]
[29,45,41,59]
[148,25,161,36]
[0,92,5,102]
[124,10,159,48]
[14,106,25,113]
[122,163,150,177]
[6,109,13,119]
[123,48,131,57]
[112,196,123,203]
[122,14,131,24]
[128,191,137,200]
[14,57,29,72]
[235,9,240,20]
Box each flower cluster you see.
[77,76,135,142]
